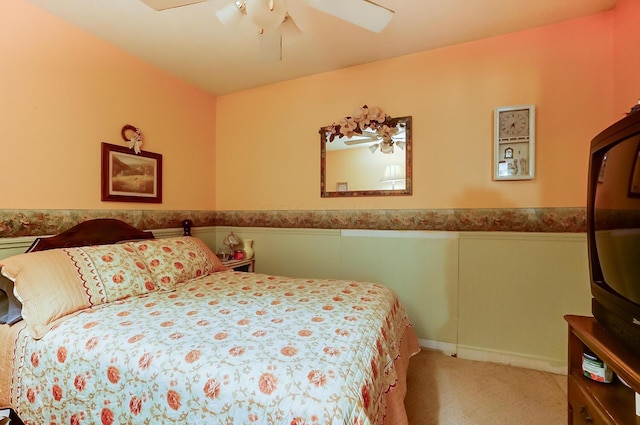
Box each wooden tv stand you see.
[565,315,640,424]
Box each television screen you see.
[588,111,640,355]
[592,132,640,305]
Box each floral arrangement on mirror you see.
[322,105,400,150]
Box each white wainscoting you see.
[0,226,591,374]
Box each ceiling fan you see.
[340,126,406,154]
[140,0,395,61]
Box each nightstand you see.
[222,258,255,272]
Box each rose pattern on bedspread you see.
[128,237,226,290]
[11,271,414,425]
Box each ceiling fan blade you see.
[140,0,207,11]
[340,128,382,144]
[344,140,375,145]
[305,0,394,33]
[343,135,381,145]
[280,13,303,41]
[259,30,282,62]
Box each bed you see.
[0,219,420,425]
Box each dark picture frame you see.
[101,142,162,203]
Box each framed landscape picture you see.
[101,142,162,203]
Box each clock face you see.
[499,109,529,138]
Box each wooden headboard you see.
[26,219,156,253]
[25,218,194,253]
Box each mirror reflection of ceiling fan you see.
[342,129,403,145]
[339,125,406,154]
[140,0,395,61]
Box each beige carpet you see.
[404,349,568,425]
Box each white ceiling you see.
[23,0,617,96]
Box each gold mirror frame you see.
[320,116,412,197]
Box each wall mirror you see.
[321,115,412,197]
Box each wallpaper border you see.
[0,208,586,238]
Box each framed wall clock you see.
[494,104,535,180]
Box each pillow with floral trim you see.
[129,236,227,290]
[0,243,156,339]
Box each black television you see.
[587,110,640,355]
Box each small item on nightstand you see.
[223,232,240,254]
[233,250,246,260]
[243,239,254,259]
[217,250,229,261]
[582,347,613,383]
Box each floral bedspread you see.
[11,271,415,425]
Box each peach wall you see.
[1,1,631,214]
[216,13,614,210]
[0,0,217,210]
[612,0,640,115]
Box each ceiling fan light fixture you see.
[246,0,288,32]
[208,0,394,62]
[215,1,246,26]
[380,142,394,154]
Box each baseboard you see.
[418,338,457,356]
[457,345,566,375]
[418,339,567,375]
